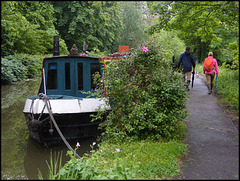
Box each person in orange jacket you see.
[203,52,219,94]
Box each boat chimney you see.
[83,41,86,54]
[53,36,60,56]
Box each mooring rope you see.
[37,104,46,122]
[39,93,81,159]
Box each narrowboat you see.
[23,37,110,146]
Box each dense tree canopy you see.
[1,1,68,56]
[51,1,123,53]
[1,1,151,56]
[147,1,239,68]
[1,1,239,70]
[147,1,238,42]
[116,1,146,49]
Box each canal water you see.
[1,78,98,180]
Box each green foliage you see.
[88,47,109,57]
[19,1,56,31]
[46,140,187,180]
[215,67,239,111]
[152,30,186,61]
[1,54,42,84]
[210,29,239,69]
[52,1,122,53]
[39,151,63,180]
[147,1,239,68]
[58,39,69,55]
[1,1,68,56]
[148,1,238,43]
[116,1,146,51]
[94,36,188,143]
[1,56,27,84]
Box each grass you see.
[195,63,239,113]
[42,139,188,180]
[38,151,63,180]
[89,140,187,179]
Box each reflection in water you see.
[24,136,97,179]
[1,78,99,180]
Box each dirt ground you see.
[197,72,239,132]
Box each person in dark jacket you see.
[177,46,195,90]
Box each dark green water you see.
[1,78,97,180]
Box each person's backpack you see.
[203,57,213,72]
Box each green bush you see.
[216,67,239,111]
[1,55,27,84]
[1,54,43,84]
[152,30,186,62]
[95,36,188,143]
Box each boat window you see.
[65,63,71,90]
[77,63,83,90]
[91,63,100,90]
[47,63,57,89]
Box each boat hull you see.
[23,96,110,146]
[24,112,106,146]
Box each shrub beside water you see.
[1,54,43,84]
[40,36,189,180]
[96,37,188,143]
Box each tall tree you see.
[147,1,239,64]
[116,1,146,50]
[51,1,122,53]
[1,1,67,56]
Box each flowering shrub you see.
[43,134,188,180]
[141,46,149,52]
[96,36,187,143]
[45,141,132,180]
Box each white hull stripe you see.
[23,98,110,114]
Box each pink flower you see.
[141,46,149,52]
[115,148,120,152]
[77,142,80,147]
[93,142,96,145]
[133,102,135,105]
[129,38,135,41]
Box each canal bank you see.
[175,75,239,179]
